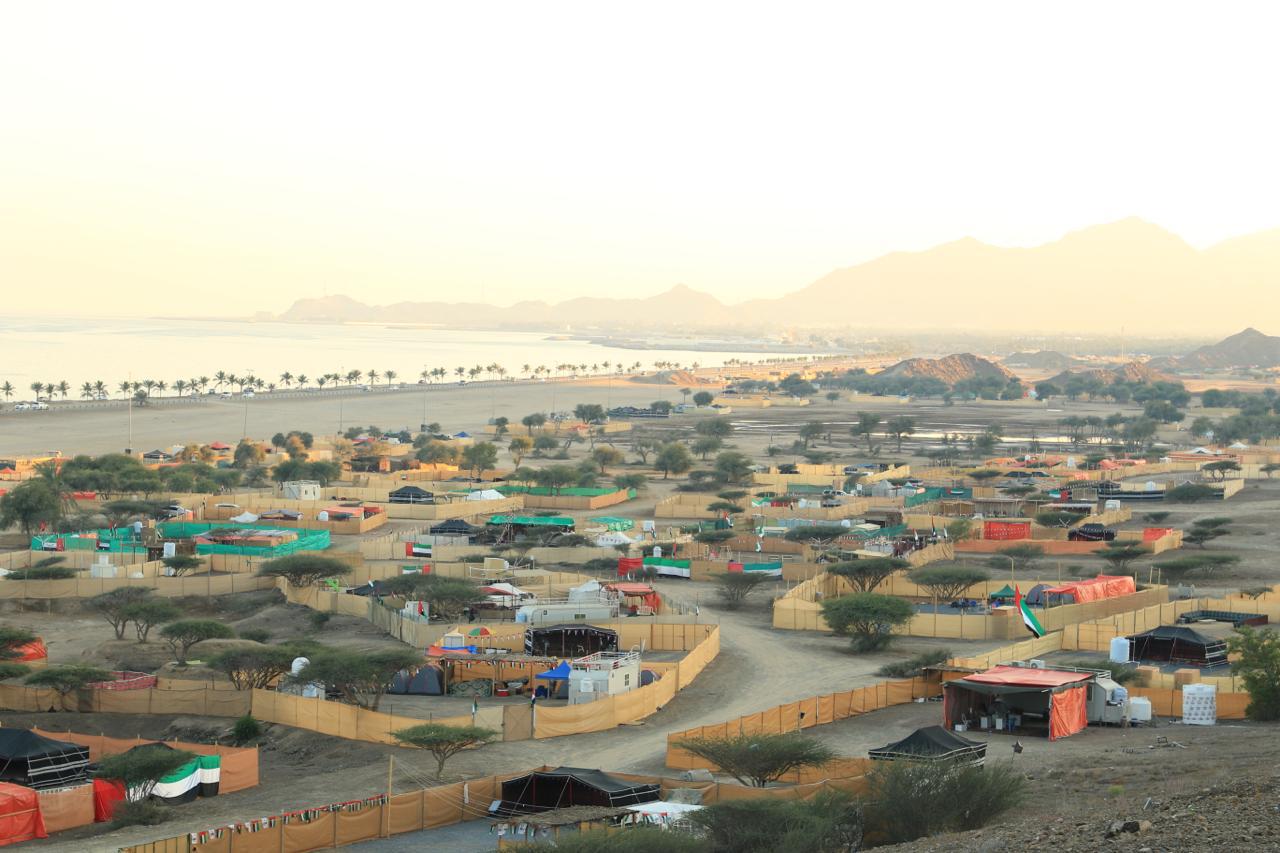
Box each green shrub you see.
[232,714,262,744]
[239,628,271,643]
[876,648,952,679]
[109,798,171,828]
[864,759,1025,844]
[309,611,331,630]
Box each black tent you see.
[495,767,660,816]
[0,729,90,790]
[525,624,618,657]
[389,486,435,505]
[1128,625,1228,667]
[868,726,987,766]
[429,519,476,536]
[389,666,445,696]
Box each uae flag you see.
[1015,585,1045,638]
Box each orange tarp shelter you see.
[943,665,1090,741]
[1043,574,1135,603]
[0,783,46,847]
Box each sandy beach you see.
[0,378,677,456]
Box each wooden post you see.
[383,754,394,837]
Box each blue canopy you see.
[535,662,571,680]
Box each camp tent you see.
[1127,626,1228,668]
[1042,575,1135,605]
[429,519,475,536]
[0,730,89,791]
[389,486,434,505]
[229,511,259,524]
[1023,584,1050,607]
[943,665,1091,741]
[0,782,46,847]
[114,744,219,805]
[988,584,1015,601]
[496,767,660,815]
[593,531,634,547]
[525,625,618,657]
[389,666,445,696]
[869,726,987,766]
[466,489,505,501]
[606,583,660,614]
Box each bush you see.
[309,611,332,630]
[256,554,352,587]
[690,790,864,852]
[864,759,1024,844]
[108,799,171,828]
[1164,483,1217,503]
[239,628,271,643]
[3,565,76,580]
[159,619,235,665]
[876,648,952,679]
[712,572,769,609]
[506,827,704,852]
[232,714,262,745]
[1229,627,1280,721]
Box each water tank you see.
[1181,683,1217,726]
[1128,696,1152,723]
[1109,637,1131,664]
[290,656,309,676]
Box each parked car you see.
[242,389,255,398]
[13,402,31,411]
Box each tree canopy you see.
[675,732,834,787]
[393,723,499,779]
[820,592,914,651]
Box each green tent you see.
[988,584,1015,600]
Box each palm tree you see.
[367,369,380,386]
[347,369,362,385]
[433,367,446,382]
[93,380,107,399]
[268,382,276,392]
[296,373,308,387]
[155,380,167,397]
[142,379,156,396]
[56,381,70,399]
[29,382,43,399]
[1,381,13,400]
[197,376,210,393]
[117,381,131,398]
[174,379,188,396]
[214,370,227,390]
[254,377,265,391]
[521,363,531,378]
[385,369,397,385]
[80,382,94,399]
[317,375,328,389]
[455,367,465,380]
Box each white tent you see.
[230,511,259,523]
[466,489,504,501]
[568,579,603,602]
[594,531,634,547]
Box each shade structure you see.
[525,624,618,657]
[496,767,660,815]
[943,666,1091,741]
[535,662,571,680]
[389,486,434,505]
[869,726,987,766]
[0,730,89,791]
[429,518,475,535]
[0,782,46,847]
[988,584,1015,600]
[1042,575,1135,604]
[1128,625,1228,667]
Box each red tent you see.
[0,783,47,846]
[943,665,1090,741]
[9,640,46,664]
[1042,575,1135,604]
[606,582,660,613]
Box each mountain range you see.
[276,218,1280,333]
[1151,327,1280,370]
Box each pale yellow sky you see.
[3,1,1280,315]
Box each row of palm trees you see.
[0,356,799,403]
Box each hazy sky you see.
[4,2,1280,315]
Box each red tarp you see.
[1142,527,1173,542]
[10,640,46,663]
[983,521,1030,541]
[607,583,660,613]
[1043,575,1136,603]
[0,783,46,846]
[1049,684,1088,741]
[963,665,1092,689]
[91,779,125,823]
[617,557,643,577]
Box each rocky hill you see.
[878,353,1014,385]
[1047,361,1164,386]
[1157,327,1280,370]
[1003,351,1085,370]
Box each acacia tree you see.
[160,620,235,665]
[161,555,204,577]
[256,554,352,587]
[826,557,909,594]
[393,723,499,779]
[1100,543,1147,573]
[96,746,197,801]
[675,733,834,787]
[852,412,881,450]
[26,665,114,709]
[380,575,479,620]
[294,648,421,711]
[0,480,62,536]
[654,443,693,479]
[821,593,914,651]
[207,645,300,689]
[122,599,181,642]
[0,626,35,679]
[909,566,990,602]
[1228,627,1280,721]
[713,572,769,609]
[88,588,153,639]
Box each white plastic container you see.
[1109,637,1131,664]
[1181,683,1217,726]
[1128,697,1152,723]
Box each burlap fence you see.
[1,573,275,599]
[0,683,251,716]
[29,728,259,793]
[666,676,940,770]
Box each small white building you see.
[568,651,641,705]
[281,480,322,500]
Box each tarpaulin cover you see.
[617,557,643,577]
[92,779,125,822]
[1043,575,1136,603]
[961,665,1091,690]
[0,782,45,846]
[10,640,46,663]
[1048,684,1088,741]
[983,521,1030,541]
[1143,527,1174,541]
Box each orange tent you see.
[943,665,1090,741]
[1043,575,1135,603]
[0,783,46,847]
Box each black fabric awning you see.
[497,767,660,815]
[0,729,91,790]
[869,726,987,764]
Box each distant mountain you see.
[276,219,1280,333]
[878,353,1014,385]
[278,284,725,329]
[1003,351,1086,370]
[1157,328,1280,370]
